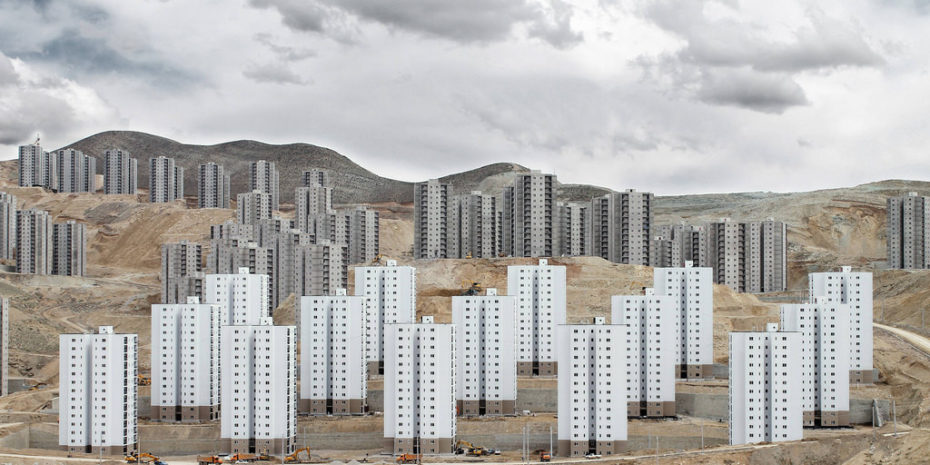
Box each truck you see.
[540,452,551,462]
[396,453,420,464]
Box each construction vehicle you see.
[28,382,48,391]
[137,374,151,386]
[539,452,551,462]
[284,447,313,463]
[124,452,164,464]
[461,281,483,296]
[227,453,259,463]
[465,252,473,259]
[371,254,384,264]
[395,453,420,464]
[196,456,222,465]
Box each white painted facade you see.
[808,267,873,380]
[204,268,270,326]
[653,262,714,378]
[354,260,416,373]
[507,259,566,375]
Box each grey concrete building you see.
[149,156,184,203]
[295,184,332,236]
[650,223,704,268]
[211,220,255,242]
[0,298,8,397]
[292,241,347,297]
[15,208,52,274]
[453,192,499,258]
[502,171,559,258]
[887,192,930,269]
[590,189,654,265]
[705,218,745,292]
[237,190,273,225]
[558,201,588,257]
[52,220,86,276]
[705,218,786,293]
[249,160,279,211]
[413,179,454,259]
[0,192,16,260]
[343,207,379,265]
[207,239,276,312]
[55,149,96,193]
[18,142,56,189]
[103,149,138,195]
[161,240,203,303]
[302,169,330,188]
[198,162,230,209]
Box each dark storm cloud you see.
[696,69,809,114]
[242,62,309,85]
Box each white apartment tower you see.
[198,162,230,208]
[149,156,184,203]
[15,208,52,274]
[590,190,654,265]
[355,260,416,375]
[729,325,802,445]
[780,300,851,427]
[452,288,517,416]
[204,268,271,325]
[383,317,456,455]
[55,149,96,193]
[556,318,627,457]
[809,267,874,384]
[161,240,203,304]
[18,142,56,189]
[611,289,677,417]
[0,298,9,397]
[299,290,368,415]
[52,220,86,276]
[249,160,280,211]
[0,192,16,260]
[653,263,714,379]
[507,259,566,376]
[503,171,559,258]
[237,190,273,225]
[413,179,454,259]
[59,326,138,455]
[103,149,137,195]
[151,296,222,422]
[221,319,296,455]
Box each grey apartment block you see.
[292,241,347,297]
[256,217,294,247]
[18,143,56,189]
[705,219,745,292]
[558,201,588,257]
[295,185,333,236]
[590,189,654,265]
[52,221,86,276]
[211,220,255,242]
[302,169,330,188]
[207,239,276,311]
[0,192,16,260]
[237,190,273,225]
[413,179,454,258]
[269,228,314,305]
[55,149,96,193]
[15,208,52,274]
[650,224,704,268]
[344,207,379,264]
[454,192,499,258]
[506,171,559,258]
[704,218,786,293]
[887,192,930,269]
[150,157,184,203]
[161,240,203,303]
[198,163,230,208]
[104,149,138,195]
[0,297,8,397]
[250,160,280,211]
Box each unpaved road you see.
[875,323,930,355]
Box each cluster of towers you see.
[0,191,86,276]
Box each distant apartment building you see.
[887,192,930,269]
[452,191,499,258]
[322,206,380,264]
[161,240,203,304]
[55,149,96,193]
[103,149,138,195]
[204,268,271,325]
[729,325,802,445]
[52,220,86,276]
[295,183,332,236]
[590,189,653,265]
[237,190,273,225]
[780,300,851,427]
[250,160,280,211]
[705,218,786,293]
[653,262,714,379]
[149,156,184,203]
[611,289,676,417]
[18,142,55,189]
[59,326,138,455]
[211,220,255,242]
[0,298,8,397]
[384,317,456,455]
[198,162,230,208]
[556,318,627,457]
[508,259,566,376]
[809,267,874,384]
[452,288,517,416]
[501,171,559,258]
[15,208,52,274]
[302,169,330,188]
[0,192,16,260]
[355,260,416,375]
[151,296,221,422]
[413,179,454,259]
[207,241,276,310]
[650,223,704,268]
[291,241,347,298]
[558,201,588,257]
[299,290,368,415]
[221,319,296,455]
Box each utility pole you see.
[655,436,659,465]
[701,421,705,450]
[893,399,898,436]
[549,425,552,457]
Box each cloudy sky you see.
[1,0,928,194]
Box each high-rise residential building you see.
[207,241,276,310]
[653,262,714,379]
[15,208,52,274]
[0,192,16,260]
[211,220,254,242]
[295,184,332,236]
[355,260,416,375]
[413,179,454,259]
[384,317,456,455]
[452,191,499,259]
[729,325,802,445]
[204,268,271,325]
[590,189,654,265]
[19,142,56,189]
[0,298,9,397]
[508,259,566,376]
[809,267,874,384]
[52,220,86,276]
[611,289,676,417]
[452,288,517,416]
[299,290,368,415]
[780,299,851,427]
[558,201,588,257]
[161,240,203,304]
[149,156,184,203]
[237,190,273,225]
[59,326,138,455]
[502,171,559,258]
[198,163,230,209]
[704,218,786,293]
[151,296,222,422]
[103,149,138,195]
[249,160,279,211]
[291,241,347,298]
[221,318,296,455]
[345,206,379,264]
[302,169,330,189]
[886,192,930,269]
[556,318,627,457]
[650,224,704,268]
[55,149,96,193]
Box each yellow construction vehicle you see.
[371,254,384,264]
[465,252,473,259]
[227,453,258,462]
[540,452,551,462]
[197,456,222,464]
[28,382,48,391]
[395,453,419,464]
[124,452,163,464]
[461,281,483,296]
[284,447,313,463]
[137,374,151,386]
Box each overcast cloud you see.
[0,0,928,195]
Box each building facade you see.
[204,268,271,325]
[0,192,16,260]
[249,160,279,211]
[650,224,704,268]
[413,179,454,259]
[19,142,55,189]
[15,208,52,274]
[590,190,654,265]
[52,220,86,276]
[103,149,138,195]
[453,192,499,259]
[558,202,588,257]
[503,171,559,258]
[161,240,203,304]
[808,267,874,384]
[237,190,273,225]
[704,218,786,293]
[198,162,230,208]
[653,262,714,379]
[355,260,416,375]
[507,259,566,376]
[55,149,96,193]
[149,156,184,203]
[0,298,8,397]
[887,192,930,269]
